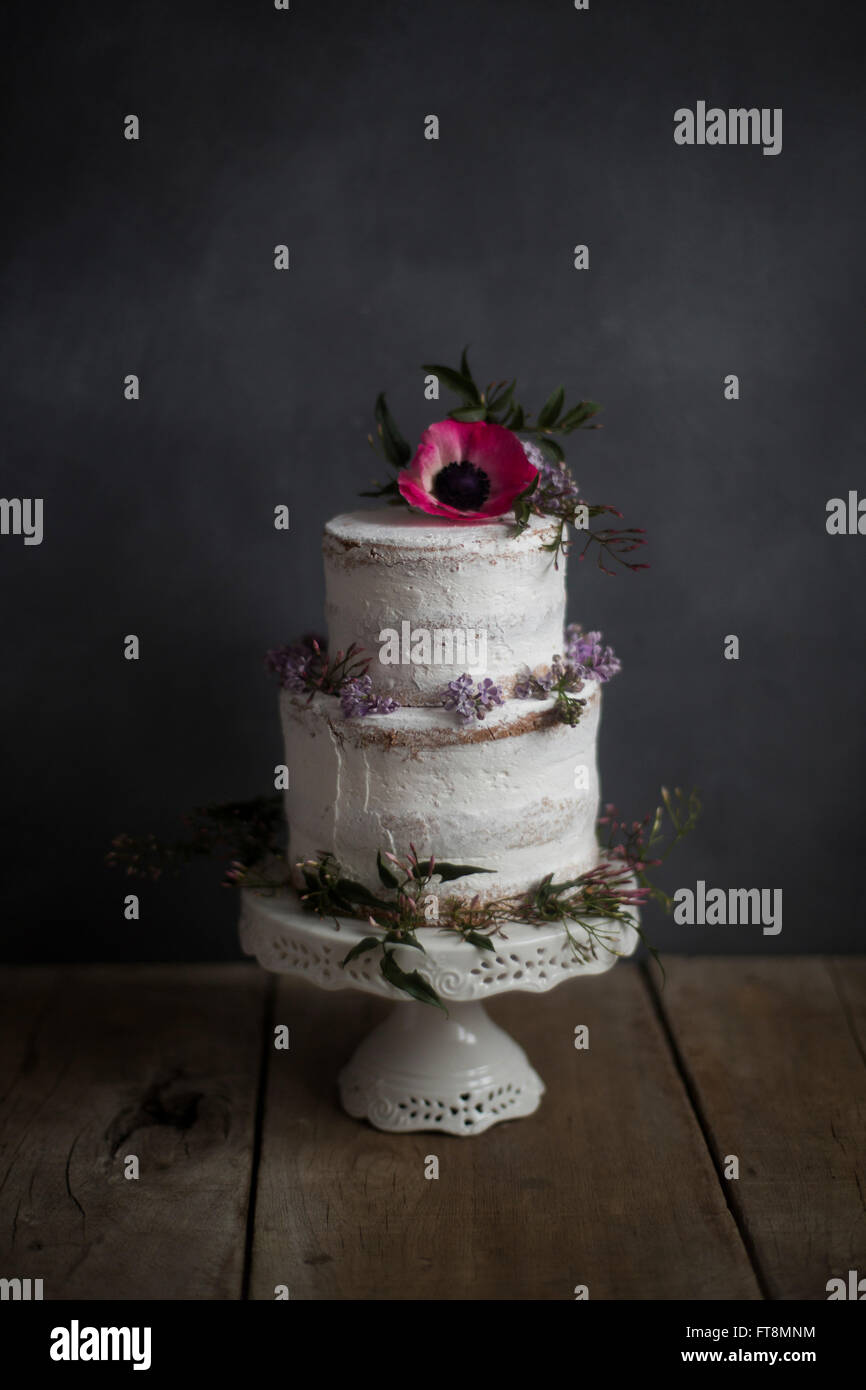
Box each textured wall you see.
[2,0,863,960]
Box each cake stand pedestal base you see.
[338,999,544,1135]
[239,878,637,1136]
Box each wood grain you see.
[3,960,860,1301]
[248,965,760,1299]
[0,964,268,1299]
[829,957,866,1063]
[650,956,866,1300]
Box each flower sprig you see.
[362,348,648,573]
[361,393,413,502]
[300,844,490,1011]
[564,625,622,683]
[525,868,643,969]
[266,633,367,696]
[340,675,399,717]
[545,509,649,574]
[266,635,399,715]
[420,350,603,455]
[515,440,647,571]
[600,786,702,915]
[106,796,285,884]
[441,674,504,723]
[513,627,621,724]
[515,657,587,726]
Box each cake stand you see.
[240,879,639,1136]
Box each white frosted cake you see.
[324,509,565,704]
[278,507,606,904]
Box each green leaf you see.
[486,378,516,415]
[335,877,391,910]
[521,474,540,498]
[464,930,495,952]
[422,363,481,404]
[374,393,411,468]
[513,474,539,532]
[384,930,425,952]
[533,873,556,904]
[537,385,565,428]
[340,936,382,967]
[376,849,399,889]
[538,435,566,463]
[416,860,490,882]
[359,478,401,499]
[448,404,487,422]
[380,949,447,1012]
[459,345,472,381]
[560,400,602,431]
[508,403,526,431]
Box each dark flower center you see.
[432,460,491,511]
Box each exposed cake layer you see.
[280,686,602,904]
[323,508,565,706]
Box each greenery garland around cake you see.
[361,347,648,573]
[108,788,700,1011]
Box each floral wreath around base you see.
[108,789,700,1011]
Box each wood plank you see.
[0,964,268,1300]
[650,957,866,1301]
[829,958,866,1060]
[249,964,759,1299]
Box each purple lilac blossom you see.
[443,674,477,723]
[521,439,581,515]
[564,624,621,682]
[475,677,504,717]
[514,656,585,701]
[443,674,504,723]
[265,639,319,692]
[340,674,400,718]
[514,667,534,699]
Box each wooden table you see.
[1,959,863,1301]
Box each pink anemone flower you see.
[398,419,538,520]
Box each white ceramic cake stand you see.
[239,882,639,1136]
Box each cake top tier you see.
[323,507,566,707]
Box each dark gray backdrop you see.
[2,0,863,961]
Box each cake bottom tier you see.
[280,686,603,904]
